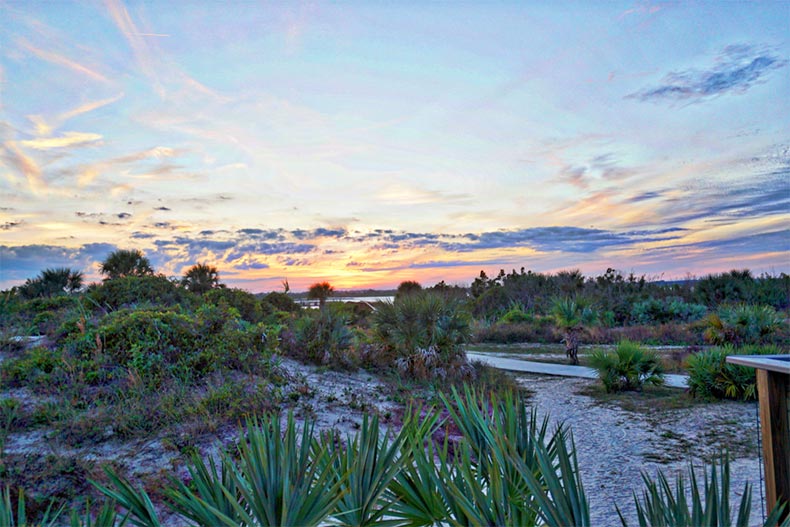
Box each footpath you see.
[466,352,689,389]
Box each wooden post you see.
[728,355,790,524]
[757,369,790,521]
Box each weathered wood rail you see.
[726,354,790,524]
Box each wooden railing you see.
[726,354,790,523]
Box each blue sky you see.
[1,1,788,291]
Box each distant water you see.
[332,296,394,303]
[296,296,394,306]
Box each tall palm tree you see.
[181,263,220,294]
[99,249,154,280]
[308,281,334,309]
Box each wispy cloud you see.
[27,93,125,136]
[20,132,102,150]
[629,44,787,103]
[375,184,472,205]
[1,141,44,193]
[104,0,162,91]
[18,38,110,83]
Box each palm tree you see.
[308,281,334,309]
[181,263,220,294]
[19,267,84,298]
[551,297,595,365]
[99,249,154,280]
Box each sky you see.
[1,1,788,292]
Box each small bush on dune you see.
[590,340,665,393]
[281,308,355,367]
[262,291,302,314]
[686,344,783,401]
[203,287,264,323]
[0,347,64,389]
[87,275,196,311]
[374,291,471,379]
[99,305,269,387]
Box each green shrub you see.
[589,341,665,392]
[631,296,707,325]
[374,292,470,379]
[0,347,63,388]
[703,304,783,346]
[282,309,354,366]
[686,344,783,400]
[262,291,302,314]
[99,306,269,386]
[204,287,264,323]
[499,305,533,324]
[87,275,196,311]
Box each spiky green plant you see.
[92,468,162,527]
[437,387,589,527]
[686,345,782,400]
[590,340,665,392]
[388,405,451,527]
[165,454,243,526]
[618,453,790,527]
[704,304,783,347]
[225,414,345,527]
[513,429,590,527]
[374,292,470,379]
[0,486,64,527]
[69,499,126,527]
[324,413,405,527]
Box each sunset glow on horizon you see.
[1,1,788,292]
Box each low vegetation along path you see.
[507,373,762,526]
[467,351,690,388]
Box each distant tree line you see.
[469,267,788,324]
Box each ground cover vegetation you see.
[1,251,788,523]
[2,390,787,527]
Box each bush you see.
[99,306,269,386]
[87,275,196,311]
[0,347,64,389]
[499,305,533,324]
[686,344,783,400]
[589,341,665,392]
[204,287,264,323]
[281,309,355,366]
[262,291,302,314]
[374,292,471,379]
[703,304,783,347]
[631,296,707,325]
